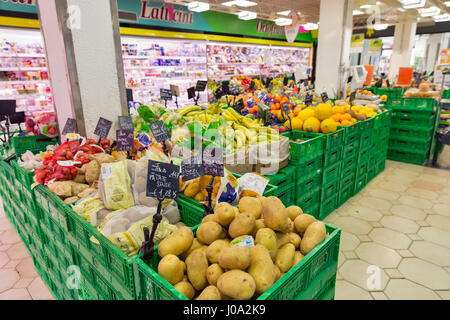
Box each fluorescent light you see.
[221,0,257,7]
[360,4,372,8]
[397,7,406,12]
[353,9,364,15]
[419,6,440,17]
[399,0,426,9]
[188,1,210,12]
[374,23,388,30]
[302,23,318,30]
[237,10,257,20]
[274,18,292,26]
[446,1,450,7]
[376,1,383,5]
[434,13,450,22]
[277,10,291,16]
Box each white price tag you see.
[237,173,269,196]
[57,160,82,167]
[101,165,113,180]
[230,235,254,249]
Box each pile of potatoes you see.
[156,196,327,300]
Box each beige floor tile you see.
[398,195,433,210]
[398,258,450,290]
[0,229,20,245]
[335,280,373,300]
[0,288,32,300]
[0,269,19,293]
[418,227,450,249]
[409,241,450,267]
[385,268,404,279]
[391,205,427,221]
[340,231,360,251]
[13,278,34,289]
[357,235,372,242]
[322,212,339,224]
[16,257,38,278]
[416,220,431,227]
[336,271,343,280]
[380,216,420,234]
[432,204,450,217]
[377,181,408,193]
[6,242,29,260]
[365,189,400,202]
[340,259,389,291]
[406,188,439,201]
[0,244,12,252]
[3,260,20,270]
[358,196,392,211]
[369,228,412,250]
[333,217,373,235]
[419,173,448,184]
[397,249,414,258]
[371,291,389,300]
[385,279,441,300]
[436,291,450,300]
[355,242,402,268]
[27,277,53,300]
[370,221,383,228]
[347,205,383,222]
[426,215,450,232]
[384,173,417,185]
[437,194,450,206]
[411,179,445,192]
[0,252,8,268]
[445,267,450,274]
[338,250,346,268]
[0,218,12,232]
[407,234,422,241]
[343,251,358,260]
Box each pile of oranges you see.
[331,106,357,126]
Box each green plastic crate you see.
[340,155,357,179]
[356,161,368,179]
[342,140,359,160]
[357,148,370,165]
[265,165,296,186]
[281,131,325,163]
[321,178,339,200]
[376,159,386,174]
[322,161,341,185]
[389,136,431,152]
[133,223,341,300]
[376,87,406,98]
[323,128,346,152]
[8,135,57,156]
[386,97,436,112]
[290,154,323,182]
[354,173,367,194]
[389,125,433,140]
[296,187,321,219]
[273,182,296,207]
[319,194,338,220]
[295,265,336,300]
[387,147,429,165]
[338,174,355,206]
[342,121,361,144]
[390,112,435,128]
[324,146,343,169]
[296,172,322,199]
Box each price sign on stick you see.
[150,120,170,143]
[146,160,180,200]
[195,80,208,92]
[304,93,313,106]
[187,87,196,100]
[170,84,180,97]
[350,91,357,106]
[283,77,288,86]
[116,130,134,152]
[249,80,256,92]
[181,155,204,181]
[202,147,224,177]
[222,81,230,95]
[62,118,77,135]
[94,117,112,139]
[118,116,134,131]
[282,102,291,116]
[160,88,173,101]
[321,92,329,103]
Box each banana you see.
[178,106,202,116]
[234,130,247,144]
[222,109,236,122]
[227,108,243,121]
[186,110,202,116]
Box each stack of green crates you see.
[385,98,437,165]
[373,87,407,99]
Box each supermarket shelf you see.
[0,67,47,72]
[123,55,206,60]
[0,80,50,85]
[211,62,263,65]
[0,93,52,99]
[0,53,45,58]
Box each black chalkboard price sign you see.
[304,93,313,106]
[160,89,173,101]
[181,155,204,181]
[321,92,329,103]
[150,120,171,143]
[62,118,77,135]
[283,77,288,86]
[116,129,134,152]
[202,147,224,177]
[282,102,291,115]
[146,160,180,200]
[222,81,230,95]
[94,117,112,139]
[187,87,196,100]
[118,116,134,131]
[350,91,357,105]
[195,80,208,92]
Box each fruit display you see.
[155,196,327,300]
[404,81,440,100]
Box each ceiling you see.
[165,0,450,29]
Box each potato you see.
[287,218,295,233]
[285,206,303,221]
[300,221,326,255]
[275,243,295,273]
[64,196,79,204]
[77,187,96,199]
[184,181,200,198]
[158,227,194,257]
[186,250,209,291]
[71,183,89,196]
[228,213,255,239]
[218,246,251,270]
[261,196,289,232]
[91,153,115,165]
[186,246,208,262]
[199,175,213,189]
[196,285,222,300]
[217,270,256,300]
[180,238,204,260]
[215,205,236,227]
[206,264,224,286]
[248,245,276,295]
[289,233,301,249]
[197,222,225,245]
[48,181,73,198]
[206,239,230,264]
[73,173,86,184]
[252,219,266,238]
[174,281,195,299]
[255,228,277,261]
[294,251,304,265]
[85,160,100,184]
[239,197,262,219]
[273,265,281,281]
[194,192,206,202]
[294,214,316,234]
[158,254,185,285]
[202,214,219,224]
[276,232,291,248]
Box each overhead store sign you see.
[1,0,314,43]
[350,34,364,54]
[368,39,382,53]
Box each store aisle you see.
[324,160,450,300]
[0,200,54,300]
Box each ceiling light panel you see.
[221,0,257,7]
[418,6,440,17]
[274,18,292,26]
[434,13,450,22]
[237,10,257,20]
[188,1,210,12]
[399,0,426,9]
[374,23,388,30]
[353,10,364,15]
[303,23,318,30]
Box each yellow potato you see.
[273,265,281,281]
[158,227,194,257]
[255,228,277,261]
[202,214,219,224]
[285,206,303,221]
[275,243,295,273]
[287,218,295,233]
[217,270,256,300]
[300,221,327,255]
[239,197,262,219]
[289,233,301,249]
[206,239,230,264]
[276,232,291,248]
[158,254,185,285]
[228,213,255,239]
[184,181,200,198]
[261,196,289,232]
[252,219,266,238]
[180,238,204,260]
[248,244,276,295]
[174,281,195,299]
[218,246,251,270]
[294,251,304,265]
[294,214,316,234]
[206,264,224,286]
[196,285,222,300]
[197,221,226,245]
[215,205,236,227]
[186,250,209,291]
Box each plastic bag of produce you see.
[249,135,290,175]
[98,160,135,211]
[71,192,111,227]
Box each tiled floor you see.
[0,160,449,300]
[323,160,450,300]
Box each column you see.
[315,0,354,99]
[388,20,417,82]
[37,0,127,140]
[425,33,442,73]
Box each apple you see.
[278,126,287,133]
